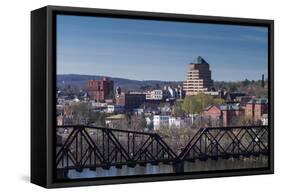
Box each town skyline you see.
[55,13,270,181]
[57,15,268,81]
[57,72,267,83]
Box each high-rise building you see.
[87,77,114,102]
[183,56,213,96]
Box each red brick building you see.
[203,104,244,126]
[203,105,222,126]
[220,104,244,126]
[245,98,268,123]
[203,105,222,120]
[87,77,114,102]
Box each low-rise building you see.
[158,104,172,114]
[146,90,163,100]
[203,104,244,126]
[56,104,65,115]
[168,117,189,128]
[245,98,268,123]
[145,116,153,130]
[57,114,74,126]
[105,114,127,128]
[203,105,223,126]
[224,92,246,102]
[106,104,125,113]
[203,105,222,120]
[90,101,108,111]
[203,91,220,96]
[116,92,146,111]
[153,115,190,130]
[261,114,268,125]
[153,115,170,130]
[133,108,144,115]
[220,104,244,126]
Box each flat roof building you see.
[116,92,146,111]
[87,77,114,102]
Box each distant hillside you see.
[57,74,181,91]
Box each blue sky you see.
[57,15,268,81]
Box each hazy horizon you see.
[57,73,268,83]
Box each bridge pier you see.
[172,161,184,173]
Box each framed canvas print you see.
[31,5,274,188]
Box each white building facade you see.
[153,115,170,130]
[169,117,186,128]
[153,115,191,130]
[106,104,124,113]
[146,90,163,100]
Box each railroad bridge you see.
[56,125,268,176]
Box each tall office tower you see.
[183,56,213,96]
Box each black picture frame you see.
[31,5,274,188]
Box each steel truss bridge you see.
[56,125,268,174]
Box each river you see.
[67,156,268,179]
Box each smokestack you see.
[261,74,265,88]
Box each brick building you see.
[87,77,114,102]
[203,105,222,120]
[245,98,268,123]
[203,104,244,126]
[220,104,244,126]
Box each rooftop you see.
[248,98,268,104]
[190,56,209,65]
[105,114,126,120]
[220,103,242,111]
[204,105,220,111]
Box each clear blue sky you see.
[57,15,268,81]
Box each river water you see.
[67,156,268,179]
